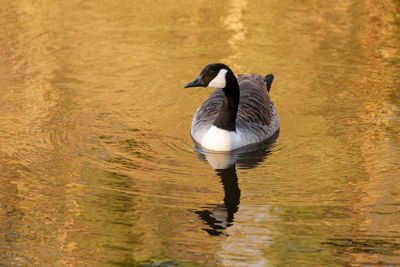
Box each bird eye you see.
[209,70,216,76]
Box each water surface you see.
[1,0,400,266]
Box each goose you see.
[185,63,279,151]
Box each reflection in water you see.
[196,165,240,236]
[195,133,277,236]
[223,0,247,69]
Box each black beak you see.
[184,76,206,88]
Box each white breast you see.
[200,126,242,151]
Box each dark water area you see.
[1,0,400,266]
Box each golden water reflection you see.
[0,0,399,266]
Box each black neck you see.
[213,71,240,132]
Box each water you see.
[1,0,400,266]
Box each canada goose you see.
[185,63,279,151]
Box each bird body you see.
[185,64,279,151]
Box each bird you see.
[185,63,279,151]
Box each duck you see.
[185,63,280,151]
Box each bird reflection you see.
[194,132,278,236]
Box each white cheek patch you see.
[208,69,228,88]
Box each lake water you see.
[1,0,400,266]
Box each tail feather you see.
[264,74,274,92]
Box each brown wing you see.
[237,74,272,128]
[192,88,223,130]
